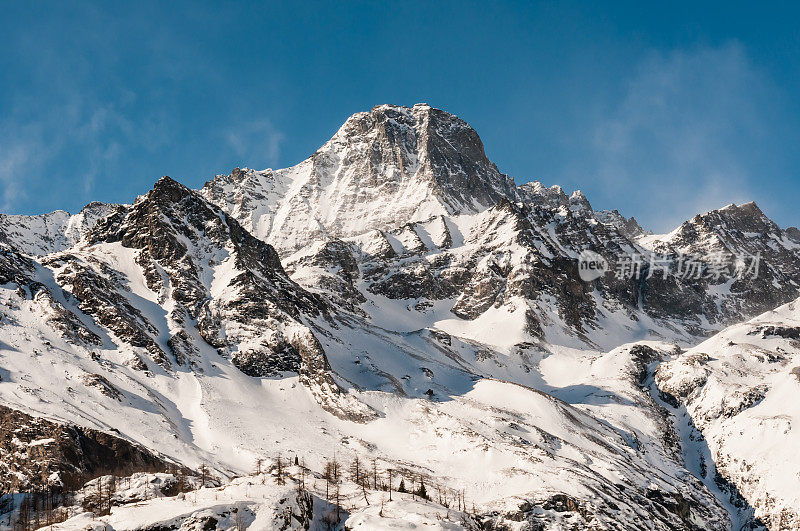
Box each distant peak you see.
[369,102,432,113]
[737,201,764,216]
[147,176,193,204]
[152,175,188,192]
[81,201,106,212]
[710,201,766,221]
[672,200,778,241]
[569,190,592,212]
[154,175,181,186]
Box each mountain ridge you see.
[0,103,796,529]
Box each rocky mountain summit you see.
[1,104,798,529]
[201,103,519,255]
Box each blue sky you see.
[1,1,798,232]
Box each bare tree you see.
[332,455,340,483]
[96,477,106,515]
[334,477,341,522]
[349,455,361,485]
[16,494,31,531]
[361,476,370,505]
[323,460,333,499]
[275,455,285,485]
[106,475,117,515]
[199,464,209,488]
[350,455,369,505]
[322,454,342,522]
[298,457,307,490]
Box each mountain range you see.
[1,103,798,530]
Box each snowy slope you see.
[656,298,800,528]
[0,202,117,257]
[0,232,731,528]
[38,472,315,530]
[0,190,730,528]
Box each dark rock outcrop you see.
[0,405,171,494]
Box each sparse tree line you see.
[266,452,474,529]
[3,452,475,529]
[3,488,70,531]
[2,462,205,530]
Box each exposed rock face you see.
[51,254,172,369]
[594,208,650,240]
[82,176,330,377]
[0,405,170,493]
[645,201,800,321]
[201,103,519,255]
[0,245,101,348]
[481,488,707,531]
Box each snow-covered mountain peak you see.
[517,181,569,210]
[0,201,118,257]
[568,189,591,211]
[318,102,519,211]
[5,106,800,529]
[693,201,773,233]
[713,200,772,228]
[650,200,786,256]
[149,174,193,199]
[202,104,519,254]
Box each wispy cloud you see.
[0,93,171,213]
[224,119,285,171]
[0,117,51,212]
[0,4,200,214]
[0,143,31,212]
[586,42,781,231]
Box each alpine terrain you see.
[1,104,799,530]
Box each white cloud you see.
[0,91,175,213]
[0,118,51,212]
[0,143,31,212]
[588,42,780,231]
[224,119,285,170]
